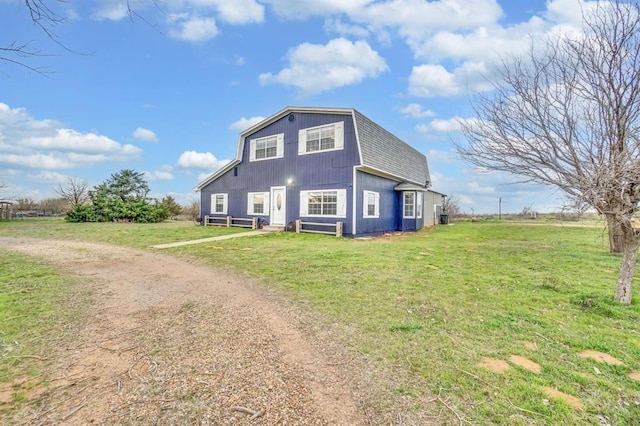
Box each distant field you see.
[1,218,638,424]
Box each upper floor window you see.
[249,133,284,162]
[298,121,344,155]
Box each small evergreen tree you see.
[65,169,168,223]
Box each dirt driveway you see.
[1,238,404,425]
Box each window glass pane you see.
[307,191,339,216]
[254,136,278,159]
[253,194,264,214]
[308,192,322,215]
[320,126,335,150]
[307,139,320,152]
[215,195,224,213]
[404,193,415,217]
[323,191,337,215]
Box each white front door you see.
[270,186,286,226]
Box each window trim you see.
[247,191,270,216]
[298,121,344,155]
[249,133,284,162]
[363,190,380,219]
[299,189,347,218]
[403,191,415,219]
[211,193,228,215]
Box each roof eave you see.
[193,159,240,191]
[357,165,428,187]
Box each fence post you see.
[204,215,209,226]
[226,216,231,227]
[336,221,343,237]
[295,219,301,233]
[252,217,257,230]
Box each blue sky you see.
[0,0,596,213]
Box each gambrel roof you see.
[194,106,430,190]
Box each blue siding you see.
[355,171,399,235]
[201,112,359,232]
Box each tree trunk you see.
[614,225,639,305]
[606,215,624,253]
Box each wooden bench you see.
[295,220,343,237]
[204,216,258,229]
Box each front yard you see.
[1,218,638,424]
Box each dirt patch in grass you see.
[0,237,442,424]
[629,371,640,381]
[476,357,509,373]
[578,350,625,366]
[523,341,538,350]
[544,387,584,410]
[509,355,541,373]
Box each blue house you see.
[195,107,445,237]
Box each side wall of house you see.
[354,171,399,235]
[423,191,443,226]
[200,112,360,232]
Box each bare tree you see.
[184,199,201,223]
[457,1,640,305]
[55,176,89,208]
[442,194,461,218]
[2,1,161,73]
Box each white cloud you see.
[408,61,492,98]
[229,116,265,132]
[132,127,159,142]
[399,103,436,119]
[0,103,141,170]
[27,171,69,184]
[417,116,479,133]
[263,0,370,19]
[177,151,230,170]
[144,165,175,181]
[21,129,140,155]
[92,0,133,20]
[468,181,495,194]
[169,16,219,41]
[259,38,388,94]
[324,18,370,38]
[209,0,264,24]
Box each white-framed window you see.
[403,192,415,218]
[247,192,270,215]
[211,193,228,215]
[363,190,379,218]
[416,192,423,219]
[300,189,347,218]
[249,133,284,162]
[298,121,344,155]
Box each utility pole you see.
[499,197,502,220]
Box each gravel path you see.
[1,237,367,425]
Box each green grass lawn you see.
[0,249,89,409]
[1,218,638,424]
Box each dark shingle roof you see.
[354,110,430,186]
